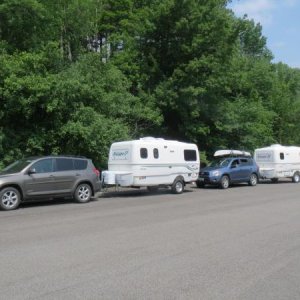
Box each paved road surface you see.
[1,181,300,299]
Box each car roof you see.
[25,155,88,160]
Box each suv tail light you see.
[93,168,100,177]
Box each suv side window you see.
[240,158,249,166]
[231,159,240,168]
[31,158,54,173]
[74,159,87,170]
[55,158,74,171]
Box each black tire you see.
[74,183,92,203]
[220,175,230,189]
[271,178,279,183]
[147,186,159,193]
[196,181,205,188]
[248,173,258,186]
[171,178,184,194]
[292,172,300,183]
[0,187,21,211]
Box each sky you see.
[228,0,300,68]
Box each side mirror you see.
[231,165,237,169]
[28,168,36,175]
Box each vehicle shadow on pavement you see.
[18,197,99,209]
[99,187,193,198]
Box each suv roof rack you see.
[214,150,251,157]
[37,155,87,159]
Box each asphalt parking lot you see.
[1,181,300,299]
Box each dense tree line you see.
[0,0,299,168]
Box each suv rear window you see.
[184,150,197,161]
[74,159,87,170]
[55,158,74,171]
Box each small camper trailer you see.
[254,144,300,183]
[102,137,200,193]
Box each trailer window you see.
[140,148,148,159]
[184,150,197,161]
[280,152,284,160]
[153,148,159,159]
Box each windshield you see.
[1,158,33,174]
[208,158,231,168]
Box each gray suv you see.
[0,156,101,210]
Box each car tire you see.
[220,175,230,189]
[74,183,92,203]
[196,181,205,188]
[248,173,258,186]
[171,178,184,194]
[292,172,300,183]
[271,178,279,183]
[0,187,21,211]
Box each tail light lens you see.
[93,168,100,177]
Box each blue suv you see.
[197,155,259,189]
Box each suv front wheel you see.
[0,187,21,211]
[220,175,230,189]
[74,183,92,203]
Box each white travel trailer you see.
[102,137,200,193]
[254,144,300,183]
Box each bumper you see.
[198,175,221,185]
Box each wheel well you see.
[222,174,230,181]
[76,181,94,195]
[173,176,185,185]
[0,184,23,200]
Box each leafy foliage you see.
[0,0,300,168]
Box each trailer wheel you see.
[292,172,300,183]
[271,178,279,183]
[171,178,184,194]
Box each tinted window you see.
[74,159,87,170]
[55,158,74,171]
[240,158,252,166]
[140,148,148,159]
[280,153,284,160]
[184,150,197,161]
[32,159,54,173]
[231,159,240,167]
[153,148,159,159]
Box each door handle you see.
[76,173,81,176]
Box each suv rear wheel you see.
[0,187,21,211]
[248,173,258,186]
[74,183,92,203]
